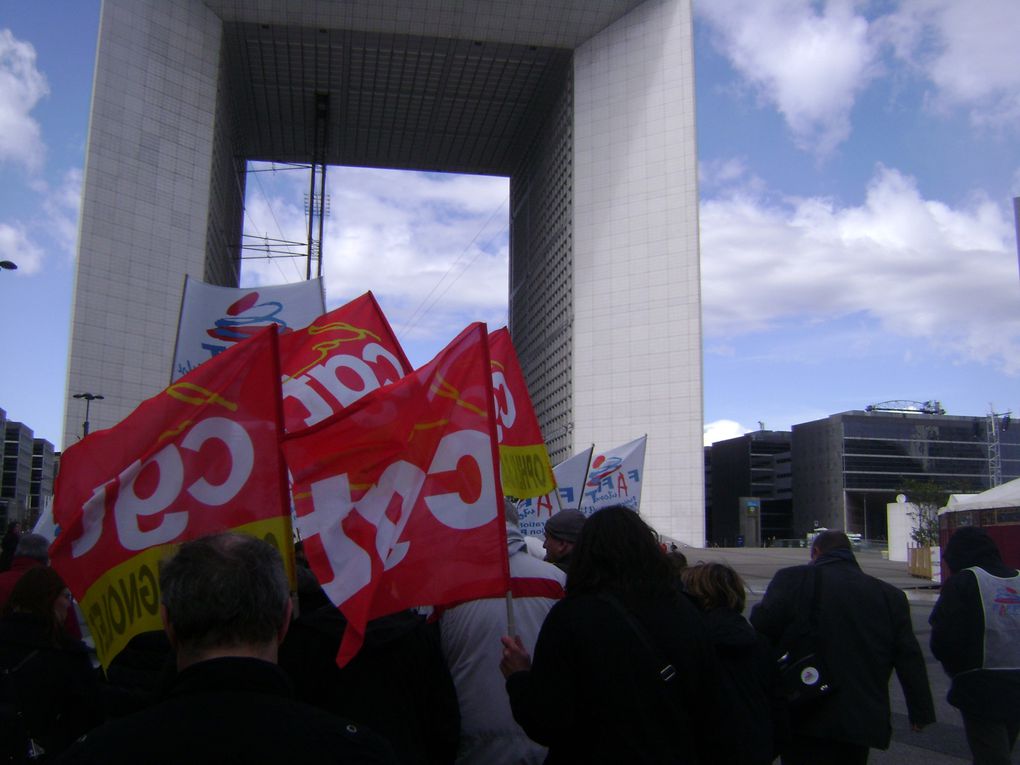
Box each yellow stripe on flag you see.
[499,444,555,499]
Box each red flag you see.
[50,327,290,668]
[282,323,509,666]
[488,327,556,499]
[278,291,412,432]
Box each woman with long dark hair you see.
[499,506,726,763]
[0,567,102,759]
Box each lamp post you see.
[73,392,104,437]
[0,260,18,271]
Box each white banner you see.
[579,435,647,516]
[171,276,325,381]
[518,445,593,538]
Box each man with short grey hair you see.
[57,533,398,764]
[751,530,935,764]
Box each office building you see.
[792,409,1020,537]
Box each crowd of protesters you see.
[0,508,1017,764]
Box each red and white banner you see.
[171,275,325,381]
[282,323,509,666]
[518,445,594,538]
[579,436,647,516]
[51,328,291,668]
[278,291,412,433]
[487,328,555,499]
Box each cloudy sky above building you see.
[0,0,1018,451]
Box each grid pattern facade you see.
[64,0,223,443]
[2,422,34,524]
[30,439,56,517]
[509,65,574,464]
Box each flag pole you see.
[505,591,516,637]
[576,444,595,512]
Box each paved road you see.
[687,546,1020,764]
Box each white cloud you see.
[42,168,82,257]
[696,0,877,155]
[877,0,1020,129]
[701,164,1020,374]
[240,165,510,362]
[0,29,49,173]
[0,222,44,274]
[704,419,750,446]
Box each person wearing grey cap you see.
[542,509,586,573]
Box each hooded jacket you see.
[703,607,786,764]
[929,526,1020,720]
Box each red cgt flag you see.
[50,327,291,668]
[278,291,412,433]
[488,327,556,499]
[282,322,509,666]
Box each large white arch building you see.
[65,0,704,543]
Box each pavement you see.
[687,546,1020,764]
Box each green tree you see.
[899,479,949,547]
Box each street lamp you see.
[73,392,104,437]
[0,260,17,271]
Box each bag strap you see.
[2,649,40,678]
[598,592,677,684]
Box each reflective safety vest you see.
[969,566,1020,670]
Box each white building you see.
[65,0,704,543]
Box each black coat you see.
[505,590,727,764]
[54,657,399,764]
[0,613,102,758]
[279,607,460,765]
[929,527,1020,721]
[703,607,787,764]
[750,551,935,749]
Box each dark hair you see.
[812,530,852,557]
[160,533,289,652]
[14,533,50,563]
[4,567,67,644]
[944,526,1003,573]
[566,506,674,602]
[681,562,746,613]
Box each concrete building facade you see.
[64,0,704,543]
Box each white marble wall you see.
[573,0,704,544]
[64,0,222,447]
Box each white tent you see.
[941,477,1020,513]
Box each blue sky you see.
[1,0,1018,451]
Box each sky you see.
[0,0,1018,452]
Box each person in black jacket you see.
[930,526,1020,765]
[0,566,102,760]
[682,562,787,764]
[56,533,398,765]
[279,570,460,765]
[751,530,935,765]
[499,505,726,764]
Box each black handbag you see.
[777,568,835,706]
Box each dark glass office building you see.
[792,411,1020,537]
